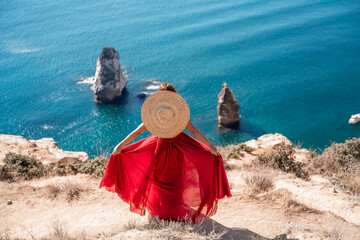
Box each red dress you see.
[99,131,232,223]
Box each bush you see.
[77,156,107,176]
[218,143,254,170]
[1,153,108,180]
[312,137,360,194]
[0,166,9,180]
[314,137,360,174]
[55,156,108,177]
[55,163,67,176]
[1,152,46,180]
[256,143,309,179]
[220,143,254,160]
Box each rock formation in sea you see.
[94,47,127,103]
[217,82,240,128]
[137,92,146,98]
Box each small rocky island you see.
[94,47,127,103]
[217,82,240,128]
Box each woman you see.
[99,83,232,224]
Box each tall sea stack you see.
[94,47,127,103]
[217,82,240,128]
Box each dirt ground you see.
[1,170,359,240]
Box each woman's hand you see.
[209,145,220,156]
[112,144,122,156]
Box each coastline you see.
[0,132,308,166]
[1,132,359,239]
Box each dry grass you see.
[217,143,254,170]
[48,221,71,240]
[350,193,360,208]
[93,145,112,159]
[270,189,321,215]
[218,143,254,160]
[255,142,309,179]
[311,137,360,195]
[314,218,345,240]
[0,221,91,240]
[0,233,11,240]
[119,216,228,240]
[46,183,61,199]
[45,179,84,201]
[340,172,360,194]
[244,172,274,195]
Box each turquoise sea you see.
[1,0,359,157]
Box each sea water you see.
[1,0,359,157]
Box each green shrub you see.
[54,163,67,176]
[256,143,309,179]
[1,152,46,180]
[77,156,107,176]
[55,156,108,177]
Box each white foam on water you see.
[41,124,54,130]
[78,77,95,85]
[4,40,41,54]
[146,84,161,90]
[92,110,99,116]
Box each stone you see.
[137,92,146,98]
[243,133,315,163]
[94,47,127,103]
[29,142,37,148]
[257,133,293,149]
[245,133,293,155]
[58,157,82,165]
[217,82,240,128]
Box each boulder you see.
[137,92,146,98]
[245,133,292,155]
[255,133,293,149]
[0,134,89,166]
[94,47,127,103]
[244,133,315,161]
[217,82,240,127]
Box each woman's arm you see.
[112,122,147,156]
[186,121,220,156]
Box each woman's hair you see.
[158,83,176,93]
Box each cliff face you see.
[0,134,89,166]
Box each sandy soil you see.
[1,170,359,240]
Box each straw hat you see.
[141,91,190,138]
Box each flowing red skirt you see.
[99,132,232,223]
